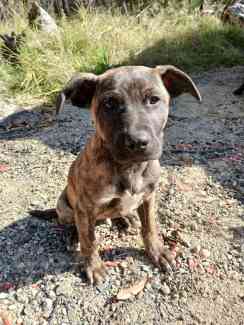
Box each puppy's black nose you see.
[124,134,149,152]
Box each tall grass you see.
[0,3,244,104]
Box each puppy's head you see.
[57,66,201,163]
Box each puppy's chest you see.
[97,171,155,218]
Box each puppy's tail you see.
[56,92,66,115]
[29,208,58,221]
[233,84,244,96]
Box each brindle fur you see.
[40,65,201,284]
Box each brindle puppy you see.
[36,65,201,284]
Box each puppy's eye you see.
[103,97,118,109]
[149,96,160,105]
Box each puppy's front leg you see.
[138,192,175,272]
[75,203,106,284]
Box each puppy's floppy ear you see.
[156,65,201,102]
[56,73,98,115]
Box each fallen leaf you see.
[175,143,193,150]
[176,181,193,192]
[104,260,120,267]
[116,276,148,300]
[0,164,9,173]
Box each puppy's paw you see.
[146,242,175,273]
[85,257,107,285]
[112,214,140,235]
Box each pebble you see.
[0,292,9,299]
[229,270,240,280]
[8,303,18,311]
[145,282,152,291]
[152,280,162,290]
[178,314,185,321]
[160,283,171,295]
[141,265,151,272]
[119,261,128,269]
[189,221,198,231]
[42,298,53,317]
[200,248,211,259]
[48,290,56,299]
[191,245,201,255]
[16,290,29,304]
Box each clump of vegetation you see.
[0,1,244,103]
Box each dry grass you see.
[0,2,244,104]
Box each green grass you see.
[0,3,244,104]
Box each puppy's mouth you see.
[110,132,163,164]
[111,146,162,164]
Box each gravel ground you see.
[0,66,244,325]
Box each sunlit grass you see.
[0,2,243,104]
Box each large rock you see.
[0,0,157,20]
[28,1,59,34]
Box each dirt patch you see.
[0,66,244,325]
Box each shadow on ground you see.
[0,213,145,288]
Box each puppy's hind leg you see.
[56,187,75,225]
[56,187,79,252]
[233,82,244,95]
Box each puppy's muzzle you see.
[124,132,149,153]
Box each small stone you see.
[171,293,179,300]
[189,221,198,231]
[152,281,162,290]
[229,270,240,280]
[145,282,152,290]
[48,290,56,299]
[119,261,128,269]
[23,305,33,316]
[200,248,210,259]
[191,245,201,255]
[16,318,24,325]
[0,292,9,299]
[8,303,18,311]
[178,314,185,321]
[180,296,187,304]
[141,265,151,272]
[160,283,170,295]
[105,219,112,227]
[42,298,53,318]
[180,290,188,298]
